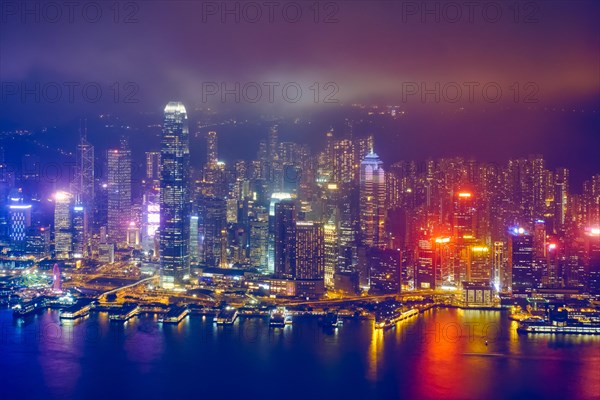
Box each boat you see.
[13,298,46,317]
[214,307,238,325]
[109,303,140,322]
[375,308,419,329]
[159,306,190,324]
[270,307,292,327]
[322,312,342,328]
[517,320,600,335]
[60,299,93,320]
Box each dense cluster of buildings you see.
[1,102,599,300]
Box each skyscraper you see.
[359,152,386,248]
[206,131,218,165]
[54,191,72,259]
[107,139,132,244]
[274,200,296,279]
[160,102,191,289]
[295,221,324,280]
[509,228,535,297]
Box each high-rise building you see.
[75,134,95,204]
[295,221,324,280]
[274,200,296,279]
[323,221,339,288]
[206,131,218,165]
[509,228,535,297]
[160,102,191,288]
[71,204,86,258]
[107,139,132,244]
[359,152,386,248]
[145,151,161,183]
[54,191,72,259]
[7,190,31,252]
[368,248,401,295]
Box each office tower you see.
[206,131,218,165]
[7,189,31,252]
[554,168,569,233]
[107,139,132,244]
[295,221,324,280]
[468,245,491,283]
[509,228,535,296]
[587,229,600,295]
[71,204,86,258]
[160,102,191,288]
[332,139,355,184]
[145,151,161,182]
[274,200,296,279]
[54,191,72,259]
[324,221,339,288]
[416,238,435,289]
[189,215,199,264]
[249,220,269,269]
[142,190,160,256]
[493,241,505,291]
[219,228,229,268]
[198,196,227,266]
[359,152,386,248]
[453,191,476,238]
[368,248,401,295]
[75,134,95,206]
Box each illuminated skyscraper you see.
[107,139,132,244]
[206,131,218,165]
[295,221,324,280]
[509,228,534,297]
[359,152,386,248]
[7,189,31,252]
[274,200,296,279]
[54,191,72,259]
[145,151,161,183]
[323,221,339,288]
[160,102,191,288]
[75,133,95,206]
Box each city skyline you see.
[1,1,599,399]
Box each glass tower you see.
[160,102,191,288]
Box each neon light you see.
[458,192,472,198]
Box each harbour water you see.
[1,307,599,399]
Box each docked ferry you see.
[214,307,239,325]
[159,306,190,324]
[322,311,342,328]
[109,303,140,322]
[269,307,292,327]
[60,299,93,320]
[13,298,46,317]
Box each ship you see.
[60,299,93,320]
[269,307,292,327]
[517,307,600,335]
[214,307,238,325]
[159,306,190,324]
[13,298,46,317]
[321,311,342,328]
[109,303,140,322]
[375,307,419,329]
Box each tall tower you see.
[295,221,324,280]
[52,263,62,292]
[107,139,132,244]
[54,191,72,259]
[206,131,218,166]
[359,152,386,248]
[509,228,535,297]
[75,125,95,206]
[274,200,296,279]
[160,102,191,288]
